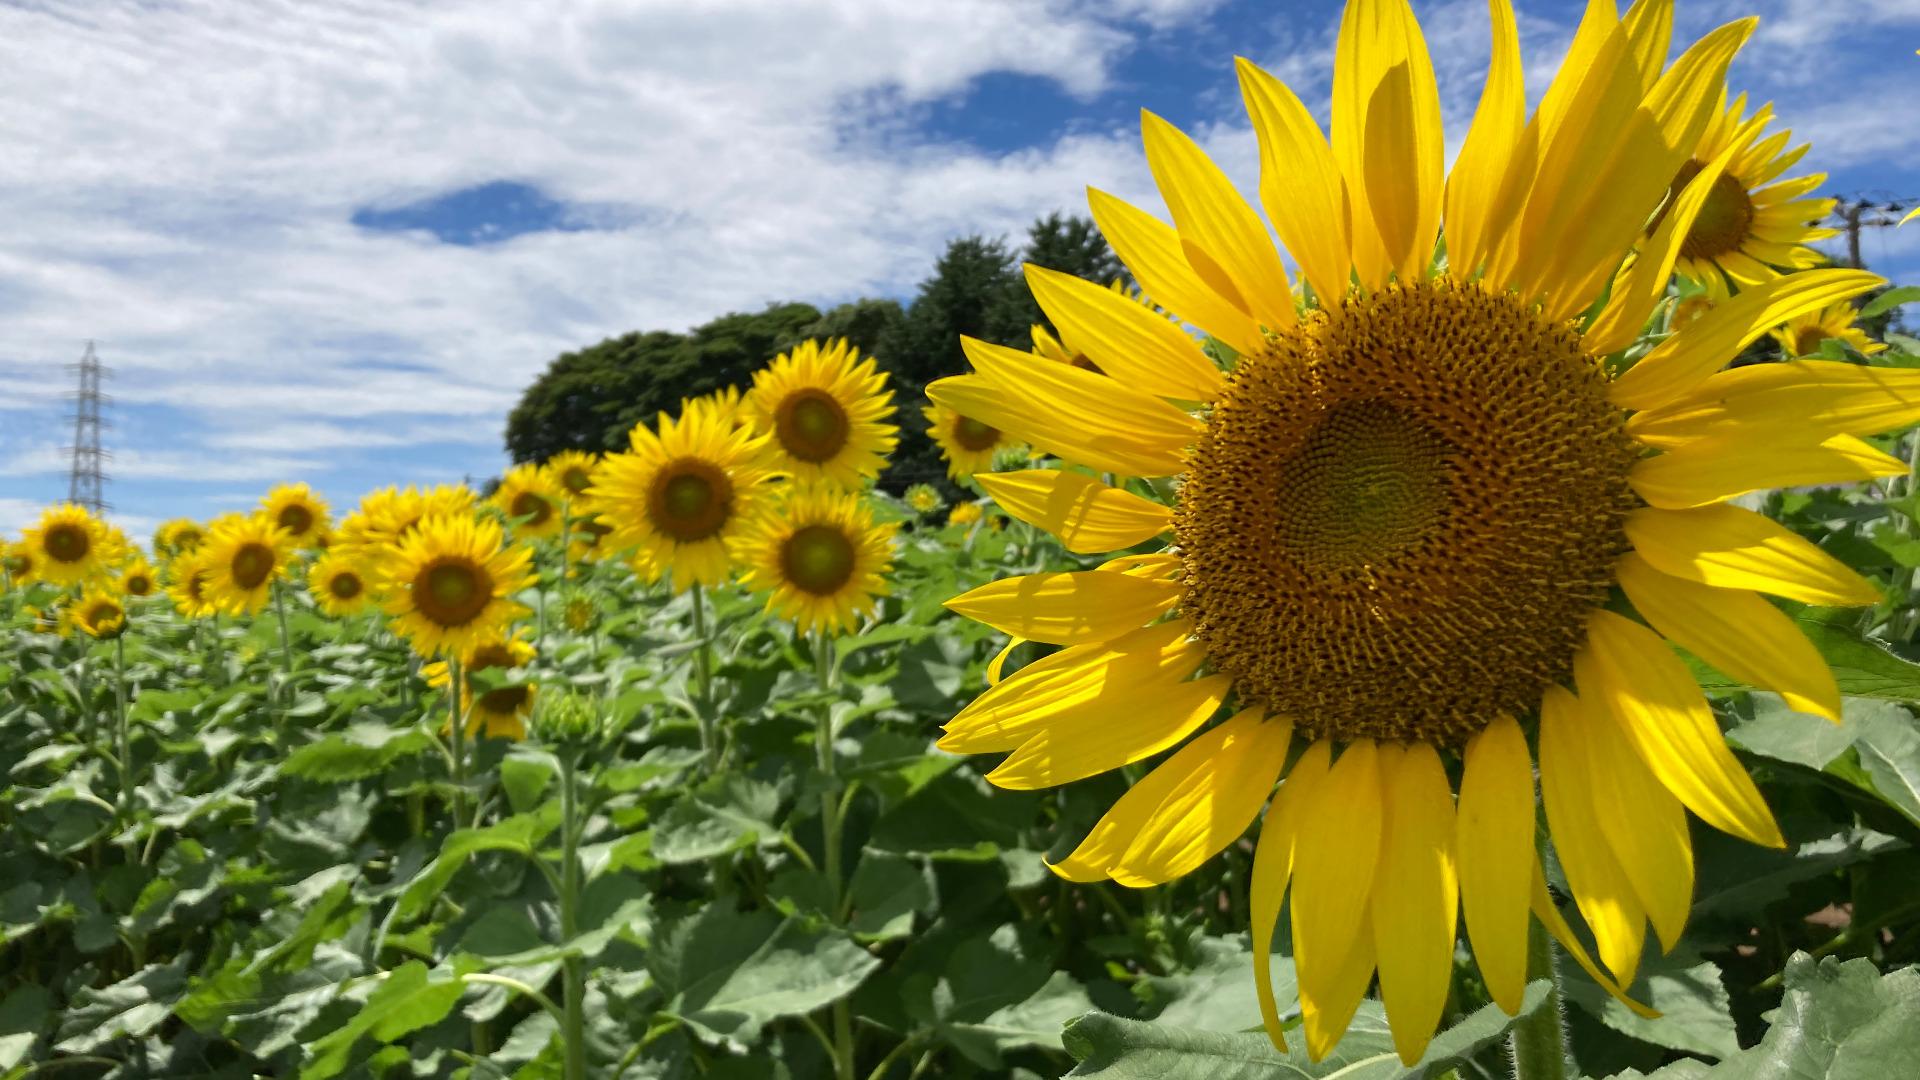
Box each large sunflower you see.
[492,463,566,540]
[22,504,117,585]
[736,489,895,636]
[261,483,332,548]
[923,403,1015,480]
[589,402,775,592]
[746,338,898,491]
[167,550,219,620]
[202,514,295,616]
[381,513,534,658]
[1668,93,1835,288]
[1771,300,1884,358]
[308,552,374,617]
[71,587,127,640]
[423,634,537,740]
[930,1,1906,1065]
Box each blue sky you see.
[1,0,1916,542]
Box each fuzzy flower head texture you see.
[930,0,1908,1065]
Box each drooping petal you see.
[1251,740,1330,1052]
[1577,611,1785,848]
[1582,681,1694,952]
[1369,742,1459,1065]
[1611,270,1885,411]
[1617,552,1840,722]
[944,569,1180,646]
[1332,0,1445,286]
[1236,56,1352,303]
[1293,739,1384,1060]
[1625,504,1882,607]
[1086,188,1265,356]
[1024,264,1224,401]
[1530,859,1661,1019]
[1629,432,1907,509]
[1140,110,1296,331]
[985,672,1231,789]
[1540,685,1648,984]
[1627,360,1920,447]
[1457,713,1535,1015]
[1443,0,1524,279]
[1053,709,1292,886]
[975,469,1171,554]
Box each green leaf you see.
[1696,955,1920,1077]
[394,806,561,921]
[847,849,933,940]
[0,984,51,1069]
[1728,693,1859,770]
[654,908,880,1051]
[1562,945,1738,1060]
[649,777,781,865]
[1850,701,1920,827]
[1063,980,1552,1078]
[1797,616,1920,700]
[280,723,435,782]
[54,954,192,1053]
[1862,285,1920,319]
[300,960,474,1080]
[944,970,1097,1065]
[1145,935,1275,1034]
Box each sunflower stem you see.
[447,655,470,827]
[690,585,717,769]
[272,580,296,741]
[1508,919,1571,1080]
[558,749,588,1080]
[811,630,855,1080]
[113,634,132,821]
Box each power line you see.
[1827,194,1919,270]
[66,341,110,513]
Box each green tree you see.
[988,211,1126,339]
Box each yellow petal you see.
[1641,19,1753,164]
[1140,110,1295,331]
[1582,678,1694,952]
[1293,739,1384,1060]
[944,569,1180,646]
[1235,56,1351,303]
[1024,264,1223,402]
[1628,360,1920,447]
[1443,0,1524,279]
[974,469,1171,554]
[1540,685,1647,984]
[984,671,1231,790]
[1333,0,1444,286]
[1611,270,1886,412]
[986,636,1024,686]
[1530,858,1662,1019]
[1053,709,1291,886]
[1086,188,1265,356]
[1369,742,1459,1066]
[1625,504,1882,607]
[1457,713,1535,1015]
[1622,0,1673,91]
[1251,740,1330,1053]
[1617,552,1840,722]
[1630,431,1908,510]
[940,620,1204,754]
[1577,610,1785,848]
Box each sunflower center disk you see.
[278,505,313,535]
[778,389,851,462]
[417,560,493,628]
[44,524,89,563]
[1176,279,1638,745]
[954,415,1000,452]
[330,573,363,600]
[782,524,857,596]
[510,491,553,526]
[650,461,733,542]
[1672,159,1755,260]
[231,544,276,590]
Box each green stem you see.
[113,635,132,819]
[1508,920,1570,1080]
[76,656,94,750]
[447,655,469,827]
[690,585,717,768]
[559,751,588,1080]
[272,582,296,745]
[812,631,855,1080]
[1899,429,1920,641]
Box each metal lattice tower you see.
[65,341,110,513]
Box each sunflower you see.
[736,489,896,636]
[923,403,1015,480]
[948,501,983,527]
[544,449,600,499]
[336,485,477,562]
[423,634,537,740]
[200,514,295,616]
[589,403,776,593]
[261,483,332,548]
[568,515,617,566]
[155,518,206,559]
[904,483,944,515]
[4,543,38,586]
[1667,94,1836,288]
[118,557,158,598]
[746,338,898,490]
[308,552,374,617]
[167,550,219,620]
[930,2,1906,1065]
[71,588,127,639]
[25,604,65,636]
[1772,301,1884,357]
[381,513,534,658]
[493,463,566,540]
[22,504,117,585]
[560,591,599,634]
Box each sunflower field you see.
[8,2,1920,1079]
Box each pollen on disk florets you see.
[1175,277,1639,745]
